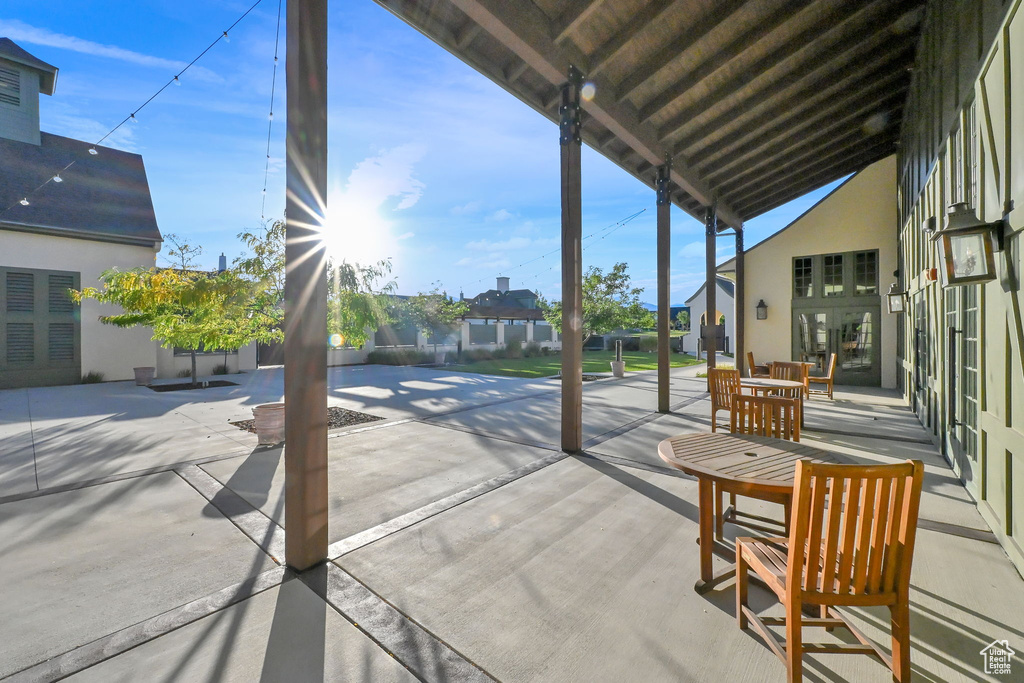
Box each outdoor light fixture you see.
[885,282,907,314]
[931,202,1004,286]
[19,198,29,206]
[52,174,62,183]
[755,299,768,320]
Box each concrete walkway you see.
[1,364,1021,682]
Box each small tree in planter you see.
[406,287,468,362]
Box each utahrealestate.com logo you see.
[980,639,1015,675]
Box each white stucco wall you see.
[154,342,257,379]
[680,282,735,356]
[742,155,898,388]
[1,229,159,381]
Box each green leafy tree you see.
[327,258,398,348]
[235,220,286,343]
[540,262,654,347]
[674,309,690,332]
[73,267,271,386]
[406,287,469,356]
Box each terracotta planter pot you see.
[610,360,625,378]
[133,366,156,386]
[252,402,286,445]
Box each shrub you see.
[177,368,193,378]
[366,349,434,366]
[524,341,543,358]
[639,335,658,353]
[505,339,523,359]
[695,363,734,378]
[212,363,230,375]
[81,371,104,384]
[491,346,508,359]
[444,350,458,364]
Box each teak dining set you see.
[656,353,925,682]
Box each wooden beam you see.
[560,67,584,453]
[553,0,605,44]
[588,0,678,77]
[735,141,894,215]
[704,207,717,371]
[735,229,745,378]
[615,0,749,104]
[284,0,329,571]
[456,23,482,49]
[637,0,813,124]
[505,59,530,83]
[659,17,918,145]
[657,163,671,413]
[716,111,901,197]
[703,87,907,182]
[691,56,912,170]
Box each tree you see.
[73,267,271,386]
[235,219,397,348]
[540,262,654,346]
[674,309,690,332]
[406,287,469,357]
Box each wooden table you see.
[740,376,806,424]
[658,432,855,593]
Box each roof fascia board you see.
[0,221,160,249]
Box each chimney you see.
[218,253,227,272]
[496,276,510,293]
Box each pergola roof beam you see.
[588,0,679,78]
[659,2,919,145]
[636,0,814,124]
[553,0,606,44]
[614,0,749,104]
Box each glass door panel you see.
[792,306,881,386]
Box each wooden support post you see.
[656,163,672,413]
[704,207,718,374]
[560,66,584,453]
[735,228,745,378]
[284,0,329,571]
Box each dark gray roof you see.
[0,132,161,247]
[0,38,57,95]
[683,276,735,305]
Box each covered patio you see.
[2,366,1021,681]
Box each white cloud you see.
[343,143,426,211]
[47,110,137,151]
[465,236,558,252]
[396,231,415,240]
[487,208,513,222]
[450,200,481,215]
[0,20,221,82]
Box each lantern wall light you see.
[931,202,1006,287]
[755,299,768,320]
[885,282,908,314]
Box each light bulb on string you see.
[19,198,29,206]
[173,75,181,86]
[130,113,138,123]
[52,174,63,183]
[268,111,273,120]
[88,147,98,155]
[222,31,230,42]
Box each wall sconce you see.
[931,202,1004,286]
[755,299,768,320]
[885,282,907,314]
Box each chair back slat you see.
[787,461,924,600]
[730,394,800,442]
[824,352,837,379]
[709,368,741,412]
[770,361,806,399]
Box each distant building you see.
[679,276,735,356]
[463,277,545,324]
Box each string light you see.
[0,0,265,219]
[260,0,284,220]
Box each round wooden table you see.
[739,377,806,424]
[658,431,855,593]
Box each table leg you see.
[697,477,714,585]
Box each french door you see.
[793,306,881,386]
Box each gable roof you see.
[0,132,161,247]
[684,276,735,305]
[0,38,57,95]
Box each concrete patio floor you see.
[1,363,1021,681]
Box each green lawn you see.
[446,350,704,379]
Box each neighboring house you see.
[679,276,735,356]
[461,277,553,345]
[721,155,897,389]
[0,39,253,388]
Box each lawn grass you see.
[445,350,704,379]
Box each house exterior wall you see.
[0,60,42,145]
[741,156,899,388]
[896,0,1024,574]
[680,283,735,356]
[0,229,158,381]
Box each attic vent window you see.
[0,67,20,106]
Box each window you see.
[0,67,19,106]
[823,254,844,297]
[854,251,878,295]
[793,257,813,298]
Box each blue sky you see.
[1,0,843,303]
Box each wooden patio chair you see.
[771,360,808,400]
[730,394,800,442]
[736,460,925,682]
[807,353,837,400]
[747,351,770,378]
[708,367,742,432]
